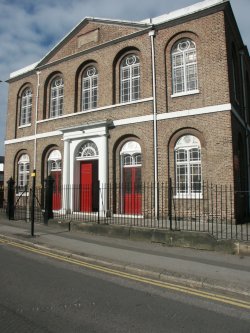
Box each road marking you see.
[1,236,250,310]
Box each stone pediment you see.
[38,18,148,66]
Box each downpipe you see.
[149,29,159,219]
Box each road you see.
[0,240,249,333]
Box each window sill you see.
[174,193,203,199]
[18,124,31,129]
[171,90,199,98]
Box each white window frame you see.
[20,88,32,126]
[50,77,64,118]
[171,39,198,97]
[174,135,202,198]
[48,150,62,173]
[18,154,30,191]
[76,141,99,161]
[120,55,140,103]
[82,67,98,111]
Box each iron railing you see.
[0,182,249,241]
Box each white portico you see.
[60,120,113,214]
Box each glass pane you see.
[176,164,188,194]
[122,68,130,80]
[176,149,187,162]
[124,155,132,165]
[190,148,200,161]
[186,50,196,63]
[173,54,183,67]
[132,65,140,77]
[190,164,201,193]
[83,79,90,89]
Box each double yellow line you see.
[1,237,250,310]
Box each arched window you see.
[172,39,198,95]
[48,149,62,210]
[175,135,201,196]
[120,141,142,214]
[50,76,64,118]
[77,141,99,160]
[20,87,32,126]
[48,150,62,173]
[120,54,140,103]
[82,66,98,111]
[18,154,30,190]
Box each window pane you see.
[121,55,140,103]
[190,164,201,193]
[83,79,90,89]
[172,39,198,94]
[50,77,64,117]
[82,67,98,110]
[176,165,188,193]
[175,135,202,195]
[176,149,187,162]
[20,88,32,125]
[190,148,200,161]
[122,68,130,80]
[124,155,132,165]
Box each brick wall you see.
[4,5,249,191]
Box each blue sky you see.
[0,0,249,157]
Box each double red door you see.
[51,171,61,210]
[123,167,142,215]
[80,161,98,212]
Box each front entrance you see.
[47,149,62,211]
[123,166,142,215]
[51,170,61,210]
[80,160,99,212]
[120,141,142,215]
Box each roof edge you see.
[142,0,228,25]
[9,61,39,79]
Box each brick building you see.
[4,0,250,219]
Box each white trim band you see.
[5,103,232,146]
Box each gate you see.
[6,178,44,223]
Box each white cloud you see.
[0,0,249,156]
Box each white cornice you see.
[5,103,233,146]
[157,103,231,121]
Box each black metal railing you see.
[1,180,249,241]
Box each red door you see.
[51,171,61,210]
[123,167,142,215]
[80,162,92,212]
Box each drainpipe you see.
[34,71,41,172]
[149,29,158,219]
[239,50,250,209]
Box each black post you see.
[168,177,173,230]
[44,175,54,225]
[7,177,15,220]
[98,180,100,224]
[31,170,36,237]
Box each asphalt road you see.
[0,243,250,333]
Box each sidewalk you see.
[1,216,250,297]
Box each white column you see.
[99,134,108,215]
[62,139,70,213]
